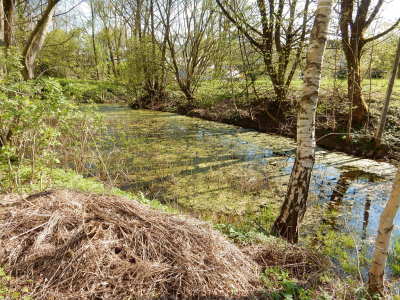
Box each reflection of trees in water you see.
[323,171,354,228]
[323,171,375,231]
[362,196,371,241]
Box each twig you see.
[345,219,364,284]
[316,132,347,142]
[36,67,59,79]
[9,223,46,241]
[0,85,30,96]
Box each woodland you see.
[0,0,400,299]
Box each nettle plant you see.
[0,48,101,192]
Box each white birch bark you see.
[272,0,333,243]
[369,163,400,293]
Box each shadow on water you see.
[87,104,400,277]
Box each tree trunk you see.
[272,0,333,244]
[375,36,400,148]
[340,0,400,124]
[0,0,5,76]
[369,163,400,294]
[89,0,100,80]
[0,0,4,48]
[3,0,14,51]
[347,56,369,123]
[22,0,59,80]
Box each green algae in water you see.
[90,105,399,242]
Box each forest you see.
[0,0,400,298]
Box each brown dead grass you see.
[243,242,331,282]
[0,190,260,299]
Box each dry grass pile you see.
[0,190,260,299]
[243,241,331,282]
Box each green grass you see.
[389,237,400,277]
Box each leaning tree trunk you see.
[375,36,400,148]
[272,0,333,244]
[369,163,400,294]
[0,0,5,76]
[22,0,59,80]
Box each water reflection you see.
[92,105,399,248]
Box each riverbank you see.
[130,93,400,164]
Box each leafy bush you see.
[0,48,103,192]
[58,78,130,103]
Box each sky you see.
[380,0,400,22]
[73,0,400,27]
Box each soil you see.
[129,96,400,165]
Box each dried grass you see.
[243,241,331,282]
[0,190,260,299]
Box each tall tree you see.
[215,0,311,116]
[89,0,100,80]
[340,0,400,123]
[3,0,14,50]
[272,0,333,244]
[116,0,170,102]
[369,163,400,294]
[374,35,400,148]
[165,0,218,104]
[22,0,61,80]
[0,0,5,75]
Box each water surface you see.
[93,104,399,276]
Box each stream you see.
[91,104,399,277]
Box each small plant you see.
[388,237,400,276]
[0,267,32,300]
[261,267,309,300]
[214,223,258,244]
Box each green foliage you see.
[261,267,309,300]
[0,49,69,191]
[0,48,107,193]
[388,237,400,276]
[304,225,365,277]
[37,28,82,78]
[215,223,260,244]
[57,78,130,103]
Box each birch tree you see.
[272,0,333,244]
[369,163,400,294]
[375,36,400,148]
